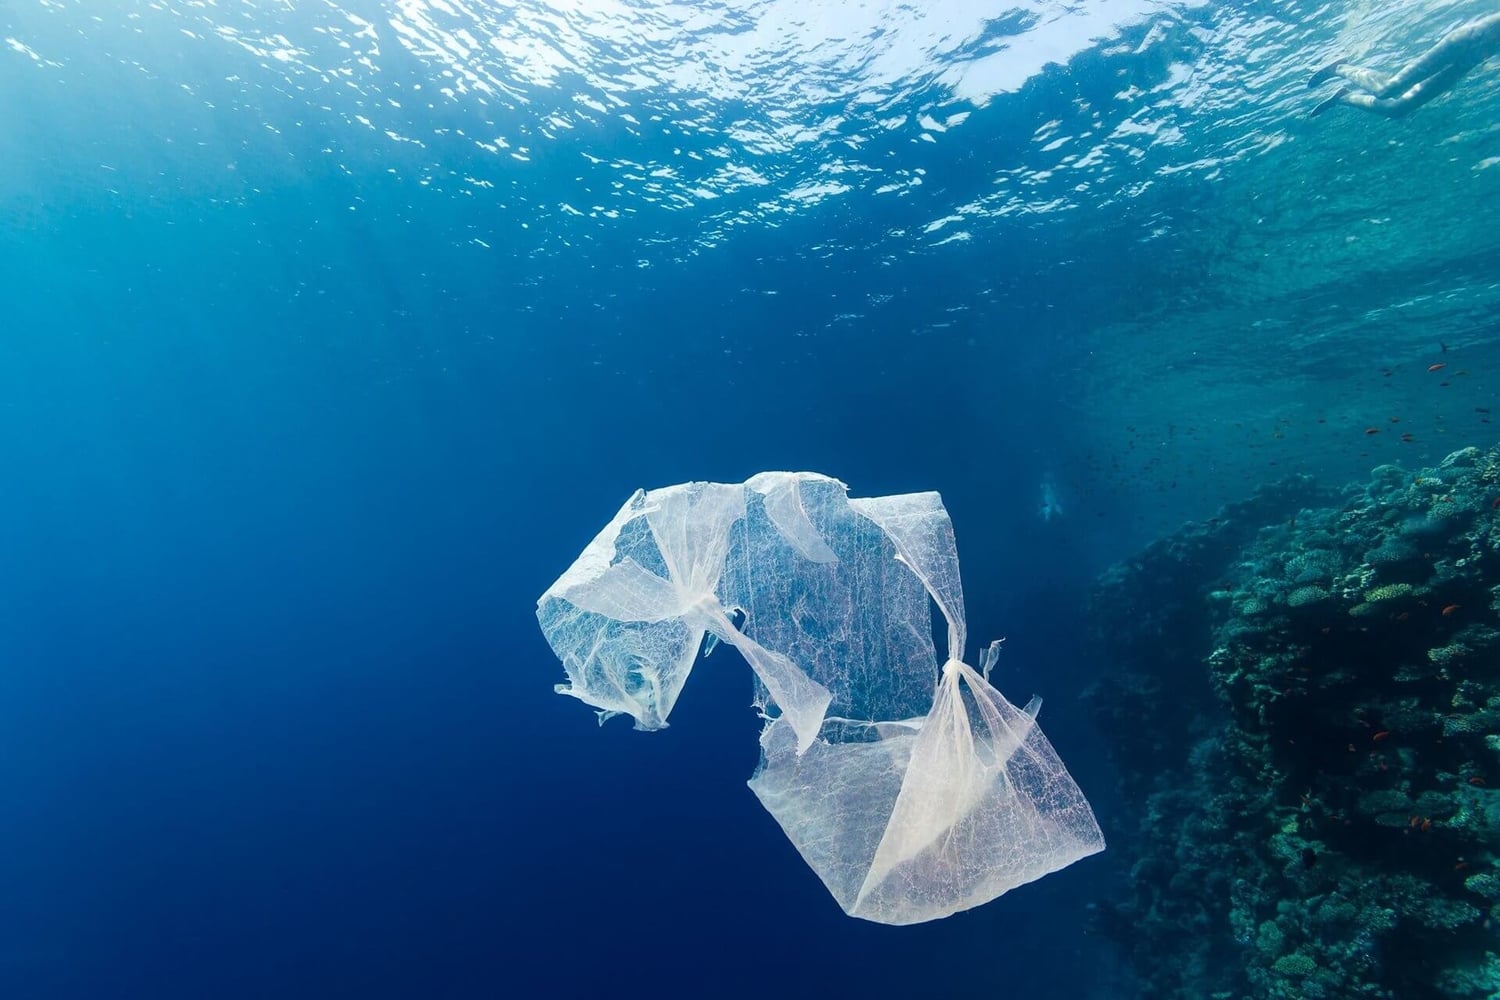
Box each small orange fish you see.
[1422,819,1433,832]
[1442,604,1461,617]
[1429,363,1448,372]
[1455,861,1470,872]
[1373,730,1391,742]
[1470,777,1487,787]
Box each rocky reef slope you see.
[1090,447,1500,999]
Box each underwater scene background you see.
[4,0,1500,996]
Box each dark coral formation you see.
[1090,447,1500,998]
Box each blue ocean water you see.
[4,0,1500,996]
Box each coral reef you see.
[1089,448,1500,999]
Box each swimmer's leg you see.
[1337,62,1469,118]
[1333,64,1398,94]
[1314,58,1392,91]
[1372,13,1500,96]
[1350,64,1404,93]
[1310,14,1496,96]
[1374,47,1458,97]
[1308,60,1395,93]
[1308,58,1350,87]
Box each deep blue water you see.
[4,0,1500,996]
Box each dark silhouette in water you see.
[1309,12,1500,118]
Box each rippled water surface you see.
[9,0,1499,532]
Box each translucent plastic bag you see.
[538,472,1103,924]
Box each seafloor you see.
[1089,445,1500,999]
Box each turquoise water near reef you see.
[1,1,1498,996]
